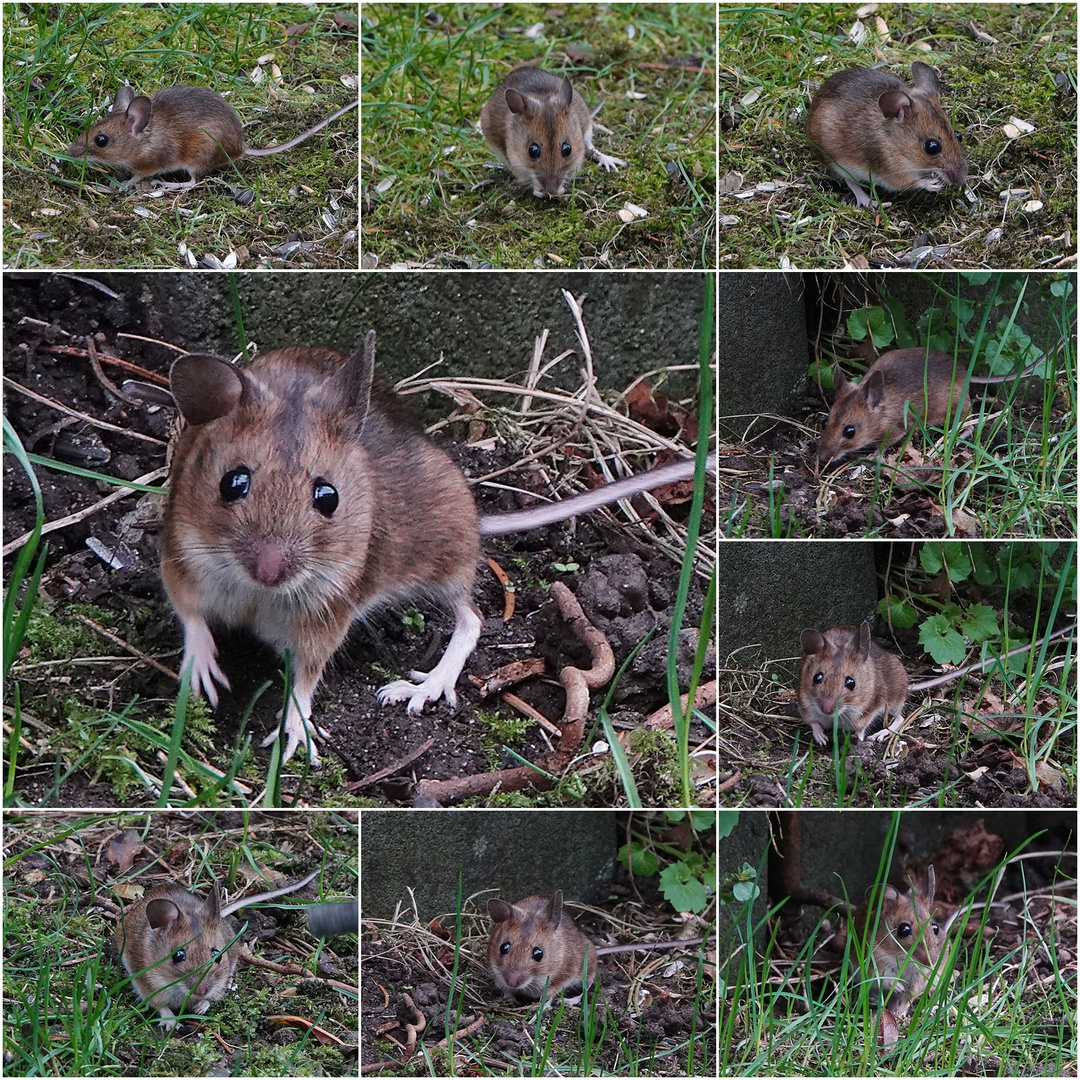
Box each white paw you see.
[180,620,229,706]
[260,702,326,766]
[377,672,459,714]
[593,151,627,172]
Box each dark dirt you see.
[721,379,1076,539]
[3,274,713,809]
[361,882,715,1076]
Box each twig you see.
[347,738,436,792]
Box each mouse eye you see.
[531,947,544,962]
[172,948,187,964]
[924,138,943,156]
[954,130,962,144]
[220,466,251,503]
[500,941,510,956]
[812,672,823,686]
[561,141,572,158]
[897,922,913,939]
[842,425,856,440]
[528,142,541,160]
[312,478,339,517]
[844,676,855,691]
[93,133,110,148]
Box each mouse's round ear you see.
[909,61,941,95]
[877,89,913,123]
[206,879,222,921]
[169,354,248,425]
[124,96,153,135]
[112,85,135,113]
[145,897,182,930]
[340,331,375,420]
[557,76,573,110]
[488,898,513,922]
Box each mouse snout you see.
[239,535,301,587]
[535,175,566,197]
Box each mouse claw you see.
[261,700,324,766]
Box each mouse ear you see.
[112,86,135,113]
[124,95,153,136]
[169,354,248,425]
[856,622,872,661]
[557,76,573,110]
[338,331,376,431]
[878,89,913,123]
[488,898,514,922]
[909,62,941,96]
[548,890,564,926]
[206,880,222,922]
[801,629,825,654]
[504,88,529,116]
[145,897,182,930]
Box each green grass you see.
[720,3,1077,268]
[3,811,358,1077]
[720,816,1075,1075]
[361,2,715,268]
[3,3,358,269]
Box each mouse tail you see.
[244,99,357,156]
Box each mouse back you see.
[817,348,972,463]
[487,890,596,1002]
[853,864,941,1009]
[798,623,908,743]
[67,85,244,182]
[116,879,240,1015]
[807,62,967,199]
[481,65,591,197]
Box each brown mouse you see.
[159,333,713,764]
[799,623,1075,746]
[816,348,972,464]
[851,864,942,1011]
[66,85,357,188]
[487,890,596,1003]
[480,65,626,198]
[799,624,908,746]
[115,869,319,1029]
[807,62,968,207]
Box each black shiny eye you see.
[813,673,823,686]
[528,142,541,160]
[172,948,186,964]
[94,133,110,148]
[531,947,544,962]
[561,141,571,158]
[220,467,251,503]
[500,941,510,956]
[211,948,221,962]
[924,138,942,156]
[898,922,913,939]
[954,131,962,144]
[844,677,855,691]
[932,922,940,935]
[842,425,856,440]
[312,479,338,517]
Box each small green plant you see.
[618,810,716,915]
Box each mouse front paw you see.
[592,150,627,171]
[261,704,327,766]
[180,619,230,706]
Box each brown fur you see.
[817,348,972,464]
[852,865,942,1010]
[487,891,596,1003]
[798,624,909,746]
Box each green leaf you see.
[919,545,944,574]
[717,810,737,838]
[919,616,967,665]
[972,548,998,586]
[847,307,893,348]
[961,604,999,642]
[619,843,658,878]
[942,545,973,582]
[732,880,759,903]
[1050,278,1073,297]
[659,863,708,914]
[878,595,918,628]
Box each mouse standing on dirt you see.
[115,868,319,1030]
[816,348,1042,465]
[480,65,627,197]
[66,85,358,188]
[851,865,942,1011]
[799,622,1076,746]
[807,62,968,207]
[486,890,711,1005]
[159,334,713,764]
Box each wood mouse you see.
[816,348,972,465]
[159,334,713,764]
[799,624,908,746]
[799,623,1075,745]
[66,85,357,188]
[487,890,596,1003]
[479,65,627,198]
[486,890,713,1005]
[851,864,942,1011]
[115,868,319,1030]
[807,62,968,207]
